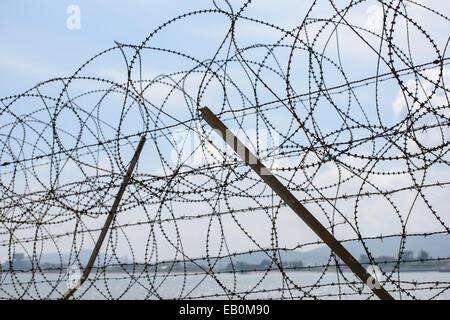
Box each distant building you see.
[418,250,429,261]
[359,255,396,264]
[2,252,32,271]
[374,256,396,263]
[402,251,414,261]
[13,253,25,261]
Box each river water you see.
[1,271,448,300]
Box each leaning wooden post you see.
[60,135,146,300]
[199,107,394,300]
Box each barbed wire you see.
[0,0,449,300]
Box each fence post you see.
[199,107,394,300]
[60,135,146,300]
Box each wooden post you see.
[61,135,146,300]
[199,107,394,300]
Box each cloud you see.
[394,68,449,115]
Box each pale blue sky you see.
[0,1,213,93]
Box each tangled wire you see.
[0,0,449,299]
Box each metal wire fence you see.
[0,0,449,299]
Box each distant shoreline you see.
[3,268,450,274]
